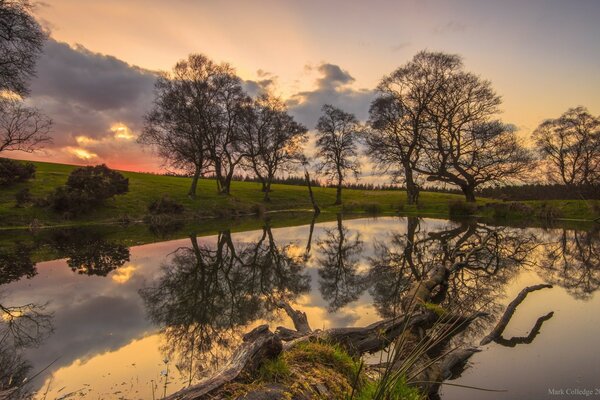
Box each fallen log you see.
[165,325,282,400]
[480,284,552,345]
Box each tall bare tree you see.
[366,52,461,205]
[238,94,307,201]
[533,106,600,186]
[315,104,362,205]
[416,58,530,202]
[140,54,248,197]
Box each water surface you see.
[1,216,598,399]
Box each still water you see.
[1,216,599,399]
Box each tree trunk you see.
[334,180,342,206]
[188,169,201,199]
[263,181,271,202]
[305,170,320,214]
[461,185,476,202]
[404,165,419,205]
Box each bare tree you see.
[140,54,248,197]
[0,1,51,156]
[533,106,600,186]
[140,55,213,198]
[0,98,51,154]
[314,104,362,205]
[416,61,531,202]
[238,94,307,201]
[0,0,46,97]
[366,51,461,205]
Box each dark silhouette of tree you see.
[0,0,52,156]
[0,343,31,397]
[419,57,531,202]
[140,55,213,198]
[48,230,130,276]
[0,0,46,97]
[366,52,460,205]
[315,105,362,205]
[140,54,248,197]
[533,106,600,186]
[316,214,368,311]
[238,94,307,201]
[0,97,52,154]
[140,227,309,379]
[367,51,530,202]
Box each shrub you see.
[147,196,184,215]
[448,200,478,218]
[66,164,128,198]
[0,158,35,186]
[14,188,32,207]
[48,164,128,215]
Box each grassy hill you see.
[0,160,598,228]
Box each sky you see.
[9,0,600,174]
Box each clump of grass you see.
[342,201,382,215]
[258,357,291,382]
[147,195,184,215]
[536,202,563,220]
[488,202,534,219]
[354,376,422,400]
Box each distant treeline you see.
[478,184,600,201]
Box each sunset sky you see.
[12,0,600,174]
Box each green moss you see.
[259,357,291,382]
[285,340,361,382]
[423,302,447,317]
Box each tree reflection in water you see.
[539,228,600,300]
[316,214,369,312]
[48,229,130,276]
[0,244,53,397]
[140,225,310,382]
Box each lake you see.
[1,215,599,399]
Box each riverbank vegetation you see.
[1,160,598,228]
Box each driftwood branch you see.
[166,325,282,400]
[480,284,552,345]
[494,311,554,347]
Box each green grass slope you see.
[0,160,598,227]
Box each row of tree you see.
[140,51,599,204]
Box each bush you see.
[488,202,534,219]
[14,188,32,207]
[147,196,184,215]
[0,158,35,186]
[48,164,128,215]
[448,200,478,218]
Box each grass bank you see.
[0,160,598,227]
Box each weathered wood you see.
[480,284,552,345]
[166,325,282,400]
[277,301,311,334]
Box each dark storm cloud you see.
[25,39,157,153]
[31,39,156,111]
[287,62,374,128]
